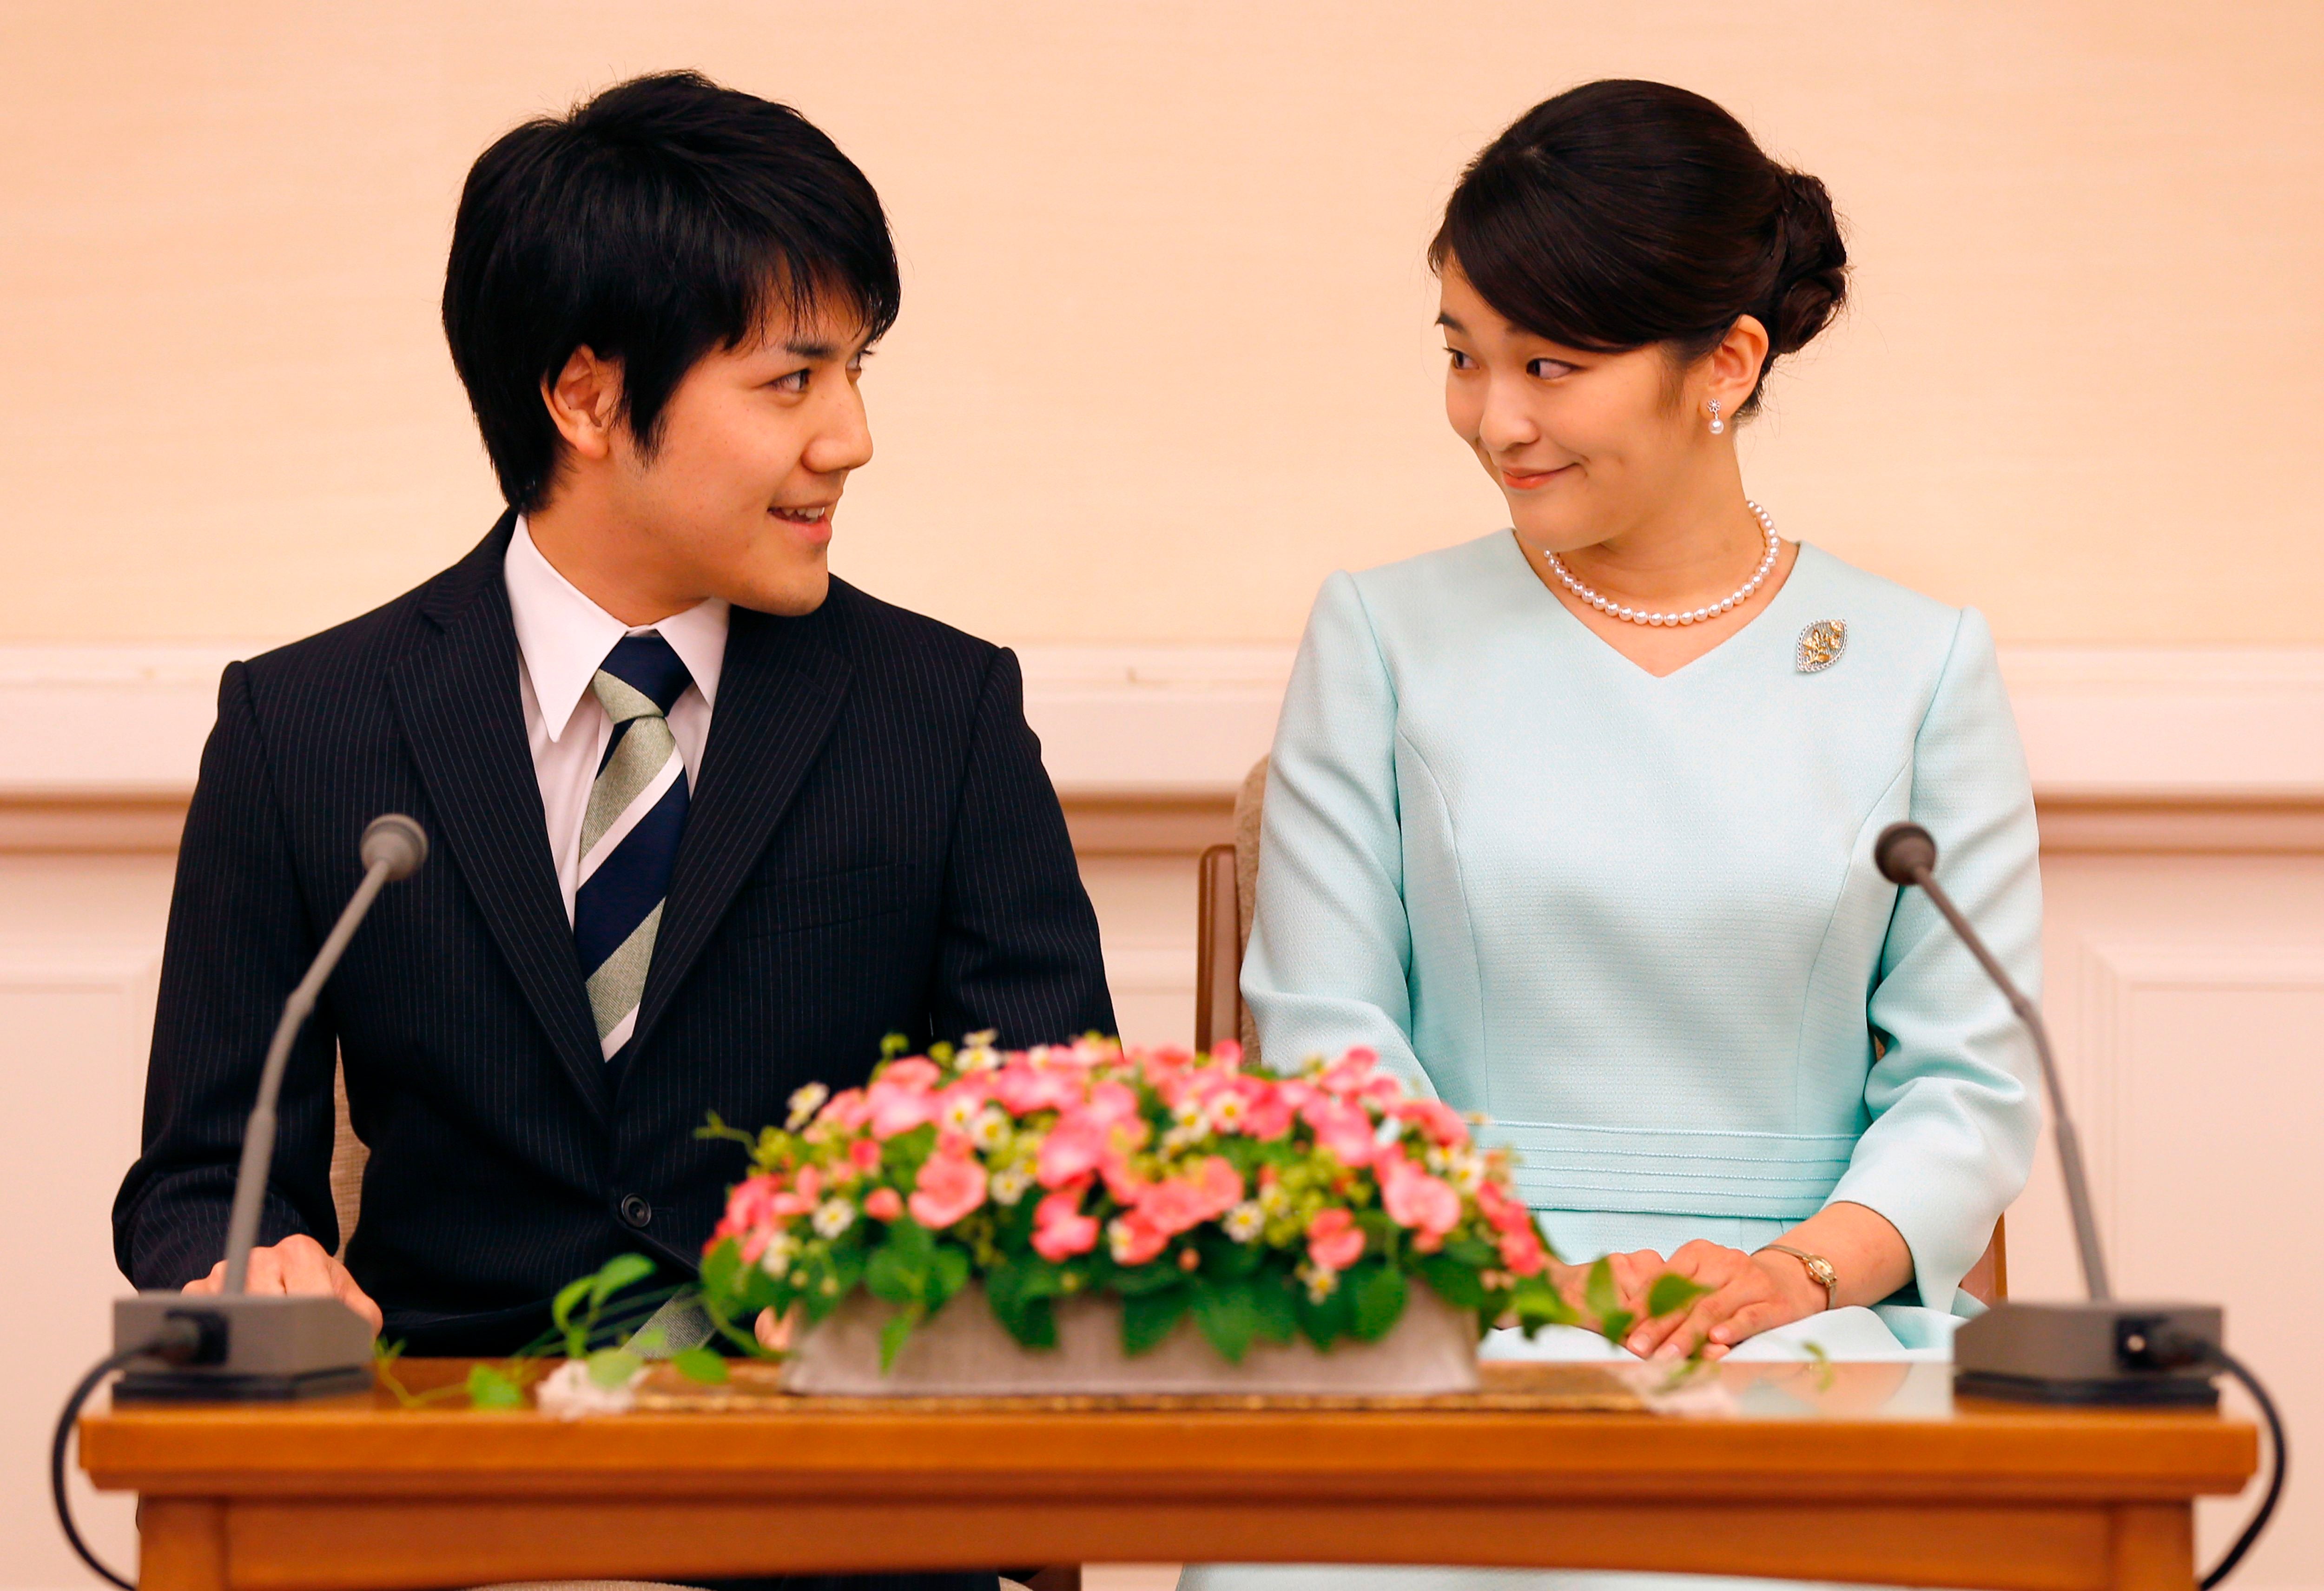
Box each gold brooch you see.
[1796,620,1847,673]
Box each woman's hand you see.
[1621,1240,1825,1360]
[1550,1248,1676,1336]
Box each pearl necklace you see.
[1543,501,1780,627]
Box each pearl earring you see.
[1707,399,1725,436]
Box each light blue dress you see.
[1182,532,2041,1591]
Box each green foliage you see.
[464,1363,526,1409]
[1121,1286,1194,1355]
[986,1256,1065,1349]
[1348,1262,1408,1343]
[1193,1278,1262,1363]
[1645,1272,1712,1320]
[672,1346,730,1385]
[1585,1256,1636,1346]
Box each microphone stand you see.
[112,814,428,1401]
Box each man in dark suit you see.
[113,66,1115,1447]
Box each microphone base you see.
[112,1291,376,1404]
[1953,1300,2222,1409]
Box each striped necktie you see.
[574,634,693,1061]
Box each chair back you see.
[330,1056,366,1259]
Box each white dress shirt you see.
[504,518,730,923]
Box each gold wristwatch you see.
[1759,1244,1838,1312]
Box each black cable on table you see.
[2201,1346,2288,1590]
[53,1317,208,1591]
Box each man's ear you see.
[542,346,625,462]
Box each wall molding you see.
[4,643,2322,852]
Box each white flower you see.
[1258,1181,1290,1217]
[786,1083,829,1130]
[535,1358,644,1420]
[812,1198,857,1239]
[990,1164,1035,1206]
[941,1093,980,1132]
[1211,1093,1248,1131]
[1447,1151,1484,1193]
[957,1037,1003,1072]
[1296,1261,1340,1304]
[1223,1201,1265,1243]
[759,1233,800,1278]
[1172,1096,1206,1127]
[969,1106,1011,1153]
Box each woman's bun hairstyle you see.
[1430,80,1847,415]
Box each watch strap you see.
[1759,1243,1839,1312]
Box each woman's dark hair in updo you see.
[1429,79,1847,416]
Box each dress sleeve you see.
[1826,607,2044,1308]
[1240,572,1432,1089]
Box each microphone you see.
[112,814,428,1401]
[1875,821,2224,1406]
[1874,822,2109,1300]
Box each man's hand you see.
[184,1233,384,1334]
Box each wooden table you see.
[80,1360,2256,1591]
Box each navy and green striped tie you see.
[573,634,693,1061]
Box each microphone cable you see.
[2194,1344,2287,1589]
[53,1316,213,1590]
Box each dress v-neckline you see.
[1505,530,1816,684]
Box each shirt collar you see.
[505,517,730,744]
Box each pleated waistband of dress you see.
[1478,1117,1856,1222]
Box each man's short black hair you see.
[442,71,900,510]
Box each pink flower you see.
[770,1164,823,1218]
[849,1137,883,1174]
[720,1174,781,1236]
[1302,1095,1377,1167]
[1476,1181,1531,1236]
[1318,1049,1379,1097]
[1209,1039,1243,1066]
[1134,1152,1246,1245]
[908,1149,987,1229]
[863,1187,903,1221]
[1378,1153,1461,1242]
[1306,1207,1365,1272]
[1031,1188,1100,1260]
[1234,1077,1297,1140]
[1037,1111,1109,1189]
[1084,1081,1142,1127]
[818,1088,872,1131]
[881,1057,942,1089]
[1393,1098,1470,1148]
[994,1062,1081,1117]
[867,1076,939,1140]
[1498,1222,1546,1278]
[1108,1209,1170,1267]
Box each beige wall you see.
[4,1,2320,648]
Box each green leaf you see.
[881,1031,911,1059]
[929,1244,971,1309]
[882,1123,938,1186]
[878,1304,922,1371]
[1598,1309,1636,1347]
[1349,1263,1409,1343]
[699,1238,742,1299]
[1193,1280,1261,1364]
[1645,1272,1712,1320]
[1584,1257,1619,1322]
[1121,1286,1194,1355]
[1415,1253,1489,1311]
[865,1245,925,1301]
[1509,1273,1579,1333]
[586,1346,643,1389]
[671,1346,730,1385]
[466,1364,525,1409]
[1109,1261,1186,1296]
[590,1252,657,1310]
[1249,1273,1300,1345]
[1295,1276,1353,1349]
[1442,1235,1499,1270]
[551,1276,594,1335]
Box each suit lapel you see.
[390,521,610,1122]
[627,600,853,1064]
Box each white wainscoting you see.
[5,644,2321,1588]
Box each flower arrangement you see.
[696,1035,1700,1369]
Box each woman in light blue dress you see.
[1182,79,2040,1591]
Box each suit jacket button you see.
[620,1194,653,1229]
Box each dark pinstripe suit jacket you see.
[114,516,1116,1354]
